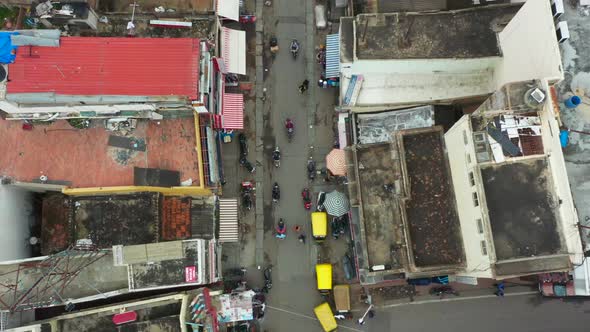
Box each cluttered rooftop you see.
[346,4,521,60]
[0,117,201,188]
[349,123,464,279]
[40,193,216,254]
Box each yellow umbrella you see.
[326,149,346,176]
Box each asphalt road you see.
[262,293,590,332]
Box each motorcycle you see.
[290,39,300,59]
[241,181,254,211]
[429,285,459,298]
[285,119,294,142]
[316,191,326,212]
[240,156,255,173]
[275,218,286,239]
[263,266,273,291]
[269,37,279,57]
[302,188,312,210]
[307,158,316,180]
[272,146,281,168]
[331,217,341,239]
[239,133,248,157]
[272,182,280,203]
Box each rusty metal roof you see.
[7,37,200,99]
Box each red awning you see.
[222,93,244,129]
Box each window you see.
[463,130,468,145]
[480,240,488,255]
[466,154,472,164]
[468,172,475,186]
[472,192,479,207]
[476,219,484,234]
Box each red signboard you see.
[112,311,137,325]
[185,266,197,283]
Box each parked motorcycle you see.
[290,39,300,59]
[331,217,341,239]
[307,158,316,180]
[285,119,294,142]
[429,285,459,298]
[241,181,254,211]
[269,37,279,57]
[302,188,312,210]
[272,146,281,168]
[239,133,248,157]
[272,182,280,203]
[240,156,255,173]
[275,218,286,239]
[316,191,326,212]
[263,266,273,291]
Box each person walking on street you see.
[298,233,306,243]
[494,282,505,297]
[298,79,309,93]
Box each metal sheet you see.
[218,198,239,243]
[325,34,340,79]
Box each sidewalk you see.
[348,279,538,311]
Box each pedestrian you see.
[322,80,328,89]
[299,79,309,93]
[494,282,505,297]
[318,79,324,88]
[298,233,306,243]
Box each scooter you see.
[269,37,279,57]
[272,146,281,168]
[290,39,300,59]
[307,158,316,180]
[285,119,294,142]
[239,133,248,157]
[240,157,255,173]
[275,219,286,239]
[272,182,280,203]
[331,217,341,239]
[302,188,312,210]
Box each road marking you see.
[376,291,538,309]
[266,305,363,332]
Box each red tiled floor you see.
[0,118,200,188]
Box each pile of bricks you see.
[161,197,192,241]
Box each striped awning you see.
[221,27,246,75]
[325,34,340,79]
[222,92,244,129]
[218,198,239,243]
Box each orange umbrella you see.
[326,149,347,176]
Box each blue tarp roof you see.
[0,32,18,64]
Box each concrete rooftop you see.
[481,158,565,261]
[0,118,200,188]
[351,5,521,60]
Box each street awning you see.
[216,0,240,21]
[222,92,244,129]
[221,27,246,75]
[218,198,239,243]
[325,34,340,79]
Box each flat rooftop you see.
[42,193,161,254]
[481,158,565,261]
[350,5,520,59]
[0,118,200,188]
[401,128,464,268]
[356,143,407,269]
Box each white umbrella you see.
[323,190,349,217]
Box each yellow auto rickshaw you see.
[314,302,338,332]
[311,212,328,242]
[333,284,351,313]
[316,263,333,293]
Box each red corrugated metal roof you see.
[7,37,200,99]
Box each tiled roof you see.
[161,197,192,241]
[7,37,200,98]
